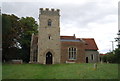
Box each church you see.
[30,8,99,64]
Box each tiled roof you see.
[82,38,98,50]
[60,36,98,50]
[60,39,80,42]
[60,36,75,40]
[32,35,98,50]
[100,54,106,56]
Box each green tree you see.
[19,17,38,62]
[2,14,38,62]
[2,14,21,61]
[101,48,120,63]
[114,48,120,63]
[101,55,107,62]
[106,53,116,63]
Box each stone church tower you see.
[30,8,99,64]
[38,8,61,64]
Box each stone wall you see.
[85,50,99,63]
[30,34,38,63]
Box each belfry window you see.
[68,47,77,60]
[48,19,52,26]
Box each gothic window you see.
[68,47,77,60]
[48,19,52,26]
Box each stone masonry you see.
[38,8,61,64]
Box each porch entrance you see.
[46,52,52,64]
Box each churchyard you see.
[2,63,118,79]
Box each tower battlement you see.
[40,8,60,12]
[40,8,60,16]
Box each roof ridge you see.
[81,38,94,39]
[60,36,74,37]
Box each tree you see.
[106,53,116,63]
[2,14,21,61]
[101,54,107,63]
[19,17,38,62]
[114,48,120,63]
[101,48,120,63]
[2,14,38,62]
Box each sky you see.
[1,0,119,53]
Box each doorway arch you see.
[46,52,52,64]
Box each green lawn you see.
[2,63,118,79]
[0,63,2,81]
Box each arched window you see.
[48,19,52,26]
[68,47,77,60]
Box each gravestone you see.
[94,63,97,70]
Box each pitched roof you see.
[82,38,98,50]
[100,54,106,56]
[31,34,98,50]
[60,36,75,40]
[60,36,98,50]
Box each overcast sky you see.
[1,0,119,53]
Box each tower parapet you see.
[40,8,60,16]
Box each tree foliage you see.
[19,17,38,62]
[2,14,38,62]
[101,48,120,63]
[2,14,21,61]
[114,48,120,63]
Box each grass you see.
[2,63,118,79]
[0,63,2,80]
